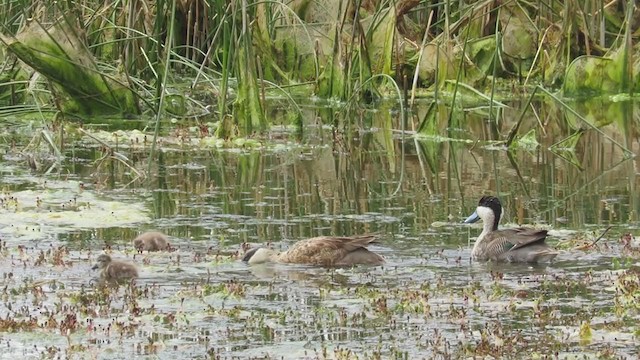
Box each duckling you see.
[242,234,384,266]
[133,231,170,252]
[92,254,138,281]
[464,196,558,263]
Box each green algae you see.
[0,180,149,241]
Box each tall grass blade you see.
[148,0,177,176]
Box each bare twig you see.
[589,225,612,247]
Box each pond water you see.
[0,99,638,359]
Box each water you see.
[0,99,638,359]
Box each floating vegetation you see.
[0,179,150,242]
[615,268,640,314]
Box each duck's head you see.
[464,195,502,230]
[133,238,144,250]
[92,254,112,270]
[242,247,276,264]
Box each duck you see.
[242,234,384,266]
[92,254,139,281]
[133,231,171,252]
[464,195,558,263]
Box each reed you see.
[0,0,634,138]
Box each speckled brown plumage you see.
[243,235,384,266]
[133,231,170,252]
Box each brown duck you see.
[242,234,384,266]
[464,196,558,263]
[133,231,171,252]
[92,254,139,281]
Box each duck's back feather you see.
[477,228,557,263]
[104,261,138,280]
[486,228,548,252]
[133,231,170,251]
[278,235,382,266]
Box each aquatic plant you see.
[0,0,636,135]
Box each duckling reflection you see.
[133,231,171,252]
[92,254,138,281]
[242,235,384,266]
[464,196,558,263]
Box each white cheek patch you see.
[248,248,271,264]
[476,206,494,221]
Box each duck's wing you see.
[334,248,384,266]
[280,235,379,265]
[508,228,549,250]
[485,228,549,254]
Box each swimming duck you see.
[242,234,384,266]
[92,254,139,281]
[464,196,558,263]
[133,231,171,252]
